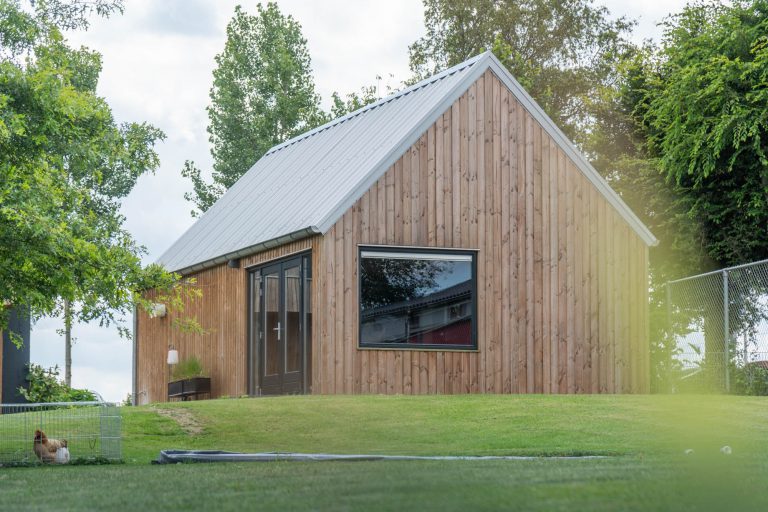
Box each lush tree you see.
[408,0,635,142]
[330,83,379,119]
[588,46,708,282]
[183,3,325,216]
[328,75,400,119]
[646,0,768,390]
[605,0,768,297]
[638,0,768,269]
[0,0,200,343]
[602,1,768,390]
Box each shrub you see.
[171,356,207,381]
[732,364,768,396]
[19,364,97,403]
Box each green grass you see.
[1,395,767,511]
[122,394,768,460]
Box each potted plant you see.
[168,356,211,400]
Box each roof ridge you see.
[264,51,491,156]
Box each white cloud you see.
[139,0,223,37]
[601,0,691,44]
[31,0,687,402]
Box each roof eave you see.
[167,226,320,276]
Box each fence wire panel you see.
[0,402,121,466]
[667,259,768,392]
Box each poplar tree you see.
[182,3,325,216]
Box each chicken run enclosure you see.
[0,402,121,466]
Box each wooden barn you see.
[133,52,657,404]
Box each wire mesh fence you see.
[0,401,121,466]
[666,258,768,393]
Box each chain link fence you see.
[666,259,768,393]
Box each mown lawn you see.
[1,394,767,511]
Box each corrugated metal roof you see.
[158,51,657,275]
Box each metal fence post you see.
[723,270,730,392]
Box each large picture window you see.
[359,247,477,349]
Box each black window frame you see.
[357,245,478,351]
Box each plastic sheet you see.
[153,450,608,464]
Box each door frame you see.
[247,251,312,396]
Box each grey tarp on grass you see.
[153,450,608,464]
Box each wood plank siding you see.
[135,238,316,404]
[311,70,649,395]
[135,70,649,402]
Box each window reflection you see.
[359,250,475,348]
[285,264,301,373]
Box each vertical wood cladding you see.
[311,70,649,395]
[136,70,649,402]
[135,238,315,404]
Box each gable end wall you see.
[311,70,649,394]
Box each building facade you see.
[134,53,656,404]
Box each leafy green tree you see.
[330,84,379,119]
[588,46,708,281]
[638,0,768,269]
[328,74,400,119]
[586,43,724,391]
[604,0,768,279]
[602,1,768,390]
[183,3,325,215]
[408,0,635,141]
[0,0,200,342]
[643,0,768,389]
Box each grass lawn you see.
[0,394,766,511]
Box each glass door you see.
[261,262,282,393]
[248,255,310,395]
[281,261,303,394]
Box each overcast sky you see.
[29,0,691,403]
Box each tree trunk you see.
[64,299,72,388]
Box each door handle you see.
[273,322,281,341]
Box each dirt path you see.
[152,407,204,436]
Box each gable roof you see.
[159,52,657,274]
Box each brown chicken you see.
[33,429,69,463]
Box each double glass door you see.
[249,255,311,395]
